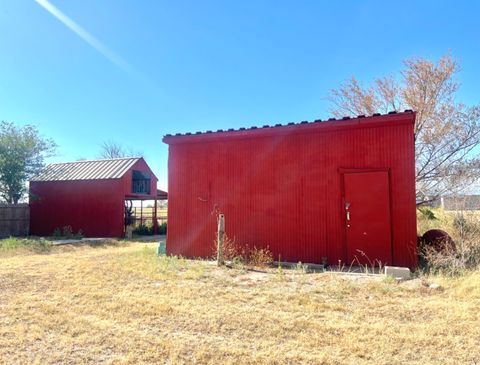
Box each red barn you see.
[163,111,417,268]
[30,157,161,237]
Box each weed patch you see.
[418,208,480,276]
[0,237,51,253]
[213,235,273,268]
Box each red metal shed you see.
[163,111,417,268]
[30,157,160,237]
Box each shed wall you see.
[30,180,125,237]
[165,115,417,268]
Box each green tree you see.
[0,122,56,204]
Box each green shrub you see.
[52,227,62,238]
[50,226,83,240]
[133,222,167,236]
[158,222,167,235]
[133,224,153,235]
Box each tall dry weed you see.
[420,210,480,275]
[213,235,273,267]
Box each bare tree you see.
[328,55,480,204]
[99,141,142,159]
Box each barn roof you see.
[163,110,415,144]
[32,157,142,182]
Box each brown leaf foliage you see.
[328,55,480,204]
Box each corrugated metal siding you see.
[32,157,140,181]
[165,112,417,268]
[29,179,125,237]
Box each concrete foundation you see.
[384,266,411,280]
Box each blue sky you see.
[0,0,479,190]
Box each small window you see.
[132,170,151,194]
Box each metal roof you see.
[163,110,415,144]
[32,157,141,182]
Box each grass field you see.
[1,242,480,364]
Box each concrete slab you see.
[49,237,109,246]
[273,261,325,272]
[273,262,386,275]
[131,235,166,242]
[48,235,167,246]
[327,265,382,274]
[384,266,411,280]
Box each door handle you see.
[346,211,350,221]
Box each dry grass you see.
[418,208,480,275]
[213,234,273,267]
[1,243,480,364]
[417,207,458,236]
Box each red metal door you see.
[343,171,392,266]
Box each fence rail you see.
[131,207,167,227]
[0,204,29,237]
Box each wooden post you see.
[126,225,133,239]
[153,198,158,235]
[217,214,225,266]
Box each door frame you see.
[338,167,394,265]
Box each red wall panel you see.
[30,180,125,237]
[164,112,417,268]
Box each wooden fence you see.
[0,204,29,237]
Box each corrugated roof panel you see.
[61,163,78,180]
[72,160,94,180]
[32,157,141,182]
[70,162,89,180]
[97,159,116,179]
[81,160,105,179]
[110,159,134,179]
[163,110,415,143]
